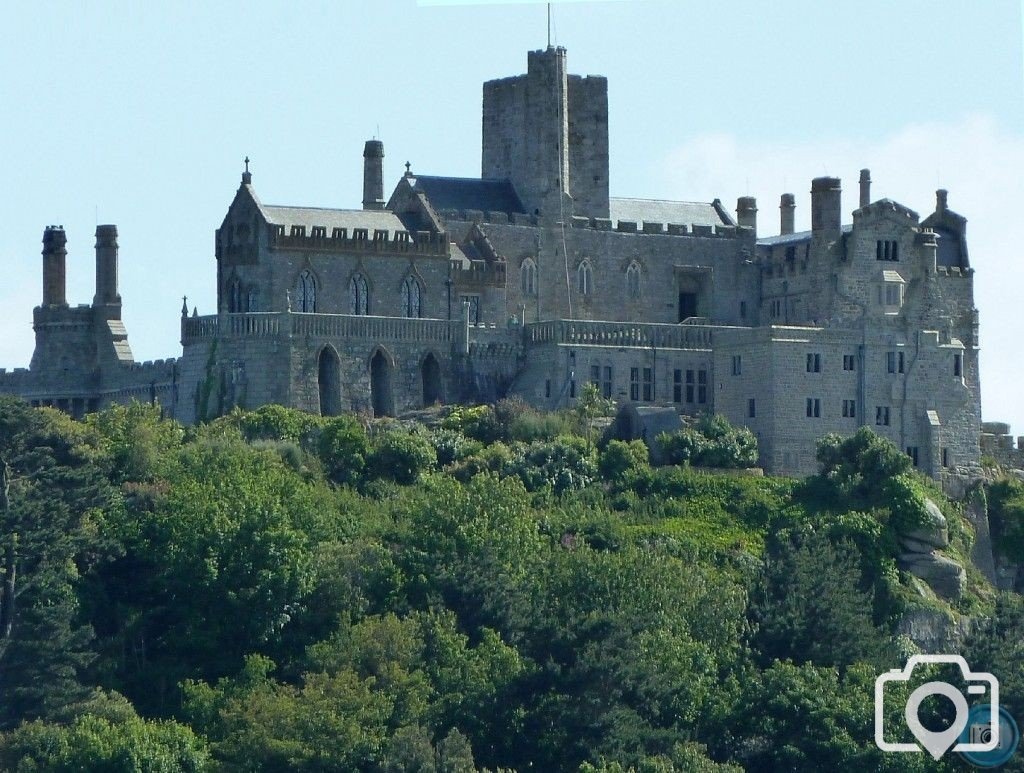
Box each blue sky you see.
[2,1,1022,431]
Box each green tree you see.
[750,530,896,668]
[371,431,437,485]
[319,414,371,485]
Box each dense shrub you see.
[598,439,649,487]
[987,478,1024,562]
[429,428,482,468]
[319,415,371,485]
[657,414,758,469]
[370,430,438,485]
[509,434,598,494]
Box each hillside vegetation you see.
[0,394,1018,772]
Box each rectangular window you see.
[642,367,653,402]
[697,369,707,404]
[545,379,551,399]
[748,398,756,418]
[732,355,742,376]
[590,365,601,386]
[806,397,821,418]
[569,379,576,399]
[954,353,963,377]
[740,301,747,319]
[630,368,640,401]
[942,447,950,467]
[885,284,902,306]
[907,446,919,467]
[602,366,613,399]
[673,369,683,403]
[876,239,899,261]
[875,406,891,426]
[886,351,905,374]
[685,369,695,404]
[806,353,821,373]
[843,354,856,371]
[842,399,857,418]
[460,295,480,324]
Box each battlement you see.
[438,208,749,239]
[935,265,975,278]
[124,357,179,373]
[450,259,507,288]
[270,226,448,256]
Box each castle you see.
[0,47,981,479]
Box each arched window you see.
[246,287,258,312]
[401,275,422,318]
[521,258,537,296]
[578,260,593,297]
[227,277,243,313]
[626,261,641,299]
[296,270,316,313]
[350,273,369,315]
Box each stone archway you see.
[318,346,342,416]
[370,349,394,418]
[421,353,442,407]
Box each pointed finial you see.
[405,161,412,177]
[181,295,188,316]
[192,306,198,318]
[242,156,252,184]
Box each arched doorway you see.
[370,349,394,417]
[421,353,442,407]
[318,346,342,416]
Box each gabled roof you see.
[609,197,735,228]
[407,175,525,214]
[260,205,407,233]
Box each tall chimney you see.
[936,189,948,212]
[779,193,795,235]
[859,168,871,209]
[94,225,120,307]
[736,196,757,233]
[363,139,385,210]
[810,177,842,238]
[42,226,67,306]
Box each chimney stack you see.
[94,225,121,307]
[936,189,948,212]
[363,139,385,210]
[736,196,757,233]
[779,193,795,235]
[859,169,871,209]
[42,226,67,307]
[810,177,842,238]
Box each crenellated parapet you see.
[438,209,751,239]
[269,225,448,256]
[450,259,507,289]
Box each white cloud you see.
[657,114,1024,435]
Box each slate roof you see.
[260,205,408,233]
[609,197,734,228]
[757,225,853,247]
[408,176,525,214]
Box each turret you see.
[94,225,121,307]
[859,169,871,209]
[363,139,385,211]
[736,196,757,233]
[810,177,842,239]
[779,193,795,235]
[41,226,67,306]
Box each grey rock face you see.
[899,551,966,600]
[902,498,949,548]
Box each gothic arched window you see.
[626,261,641,299]
[246,287,258,312]
[296,270,317,313]
[228,277,242,313]
[578,260,593,297]
[521,258,537,296]
[401,275,422,318]
[350,273,369,315]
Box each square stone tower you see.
[482,47,609,219]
